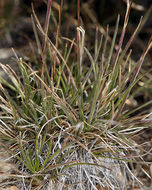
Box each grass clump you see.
[0,0,152,189]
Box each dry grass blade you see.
[112,0,133,70]
[32,68,78,123]
[131,35,152,83]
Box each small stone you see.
[10,186,19,190]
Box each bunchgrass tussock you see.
[0,0,152,189]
